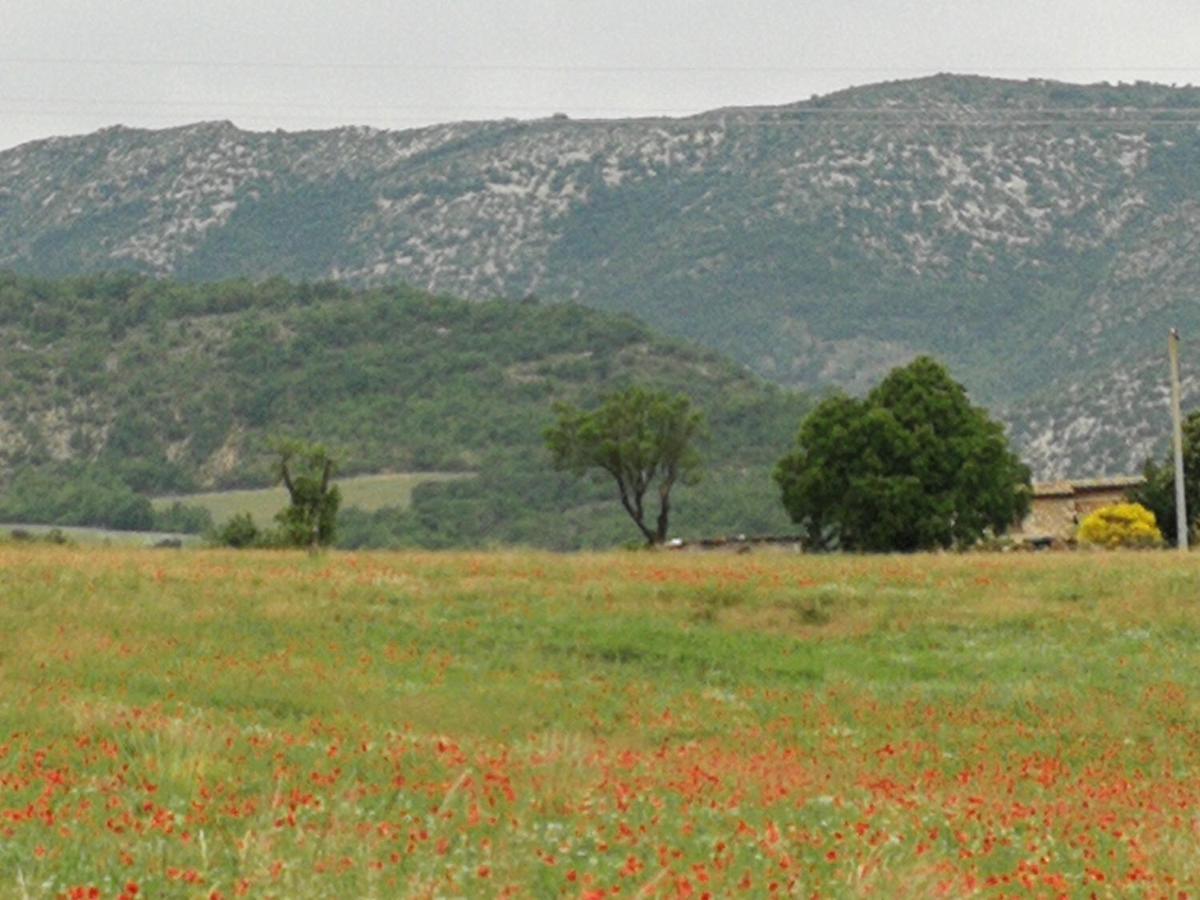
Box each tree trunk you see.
[653,486,671,545]
[615,477,656,545]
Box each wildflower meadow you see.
[2,546,1199,897]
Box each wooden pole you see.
[1169,328,1188,550]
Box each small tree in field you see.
[1077,503,1163,548]
[544,386,703,546]
[272,439,341,551]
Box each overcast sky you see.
[2,0,1198,150]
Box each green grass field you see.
[1,547,1199,897]
[153,472,472,525]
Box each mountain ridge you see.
[5,74,1200,477]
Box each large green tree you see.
[544,387,703,545]
[774,357,1030,551]
[1129,410,1200,545]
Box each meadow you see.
[152,473,472,526]
[1,546,1199,898]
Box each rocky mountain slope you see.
[5,74,1200,476]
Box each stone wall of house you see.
[1073,488,1133,520]
[1012,495,1079,542]
[1011,481,1143,542]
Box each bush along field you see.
[3,547,1200,897]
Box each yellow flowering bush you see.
[1077,502,1164,548]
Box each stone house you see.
[1011,476,1146,544]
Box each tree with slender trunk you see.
[544,386,703,545]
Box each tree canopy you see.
[774,356,1030,552]
[1129,410,1200,545]
[544,387,703,545]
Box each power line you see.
[4,56,1200,74]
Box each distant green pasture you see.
[153,472,472,525]
[0,523,202,546]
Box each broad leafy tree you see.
[545,387,703,545]
[774,357,1030,551]
[1129,411,1200,544]
[272,439,341,550]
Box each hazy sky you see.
[2,0,1198,150]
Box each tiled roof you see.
[1031,475,1145,498]
[1032,481,1075,497]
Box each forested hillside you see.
[5,75,1200,475]
[0,272,810,548]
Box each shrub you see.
[214,513,260,548]
[1077,503,1163,548]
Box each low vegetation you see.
[2,547,1200,896]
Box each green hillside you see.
[0,272,811,548]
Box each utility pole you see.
[1169,328,1188,550]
